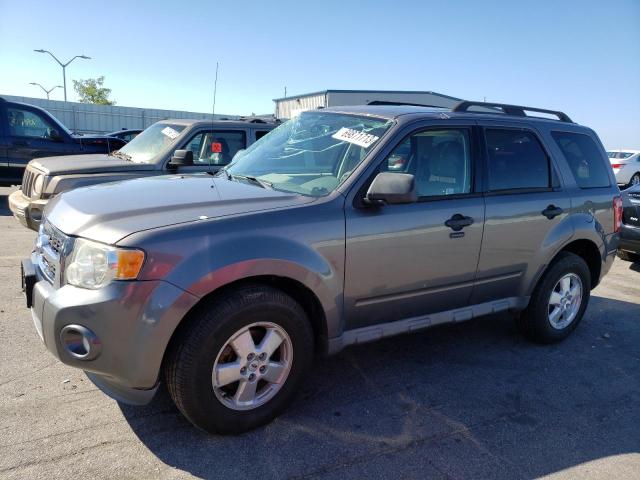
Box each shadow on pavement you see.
[0,194,11,216]
[120,296,640,479]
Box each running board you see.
[327,297,529,354]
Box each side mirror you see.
[365,172,417,205]
[48,128,63,142]
[168,149,194,168]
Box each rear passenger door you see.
[471,123,573,304]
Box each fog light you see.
[60,325,101,360]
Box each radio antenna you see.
[212,62,219,118]
[208,62,219,179]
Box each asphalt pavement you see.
[0,186,638,479]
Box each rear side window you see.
[485,129,550,191]
[551,132,610,188]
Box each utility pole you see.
[33,49,91,102]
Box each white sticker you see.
[331,127,379,148]
[161,126,180,139]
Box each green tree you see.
[72,76,115,105]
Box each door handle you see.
[542,205,563,220]
[445,214,474,231]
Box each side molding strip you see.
[327,296,529,354]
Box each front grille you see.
[21,169,35,196]
[36,221,69,285]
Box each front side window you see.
[184,130,246,166]
[382,129,472,197]
[7,107,58,139]
[552,131,610,188]
[485,129,550,191]
[119,122,186,163]
[225,112,393,197]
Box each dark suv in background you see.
[9,117,277,230]
[0,97,126,186]
[22,101,620,434]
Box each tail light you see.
[611,163,622,169]
[614,196,623,232]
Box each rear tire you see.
[518,252,591,344]
[164,285,314,434]
[628,173,640,188]
[617,249,640,263]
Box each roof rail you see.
[452,101,573,123]
[367,100,448,109]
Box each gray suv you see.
[21,102,621,434]
[9,118,276,230]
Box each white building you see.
[273,89,463,119]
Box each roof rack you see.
[367,100,448,109]
[452,101,573,123]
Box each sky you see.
[0,0,639,148]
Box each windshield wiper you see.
[231,174,273,189]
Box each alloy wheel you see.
[548,273,583,330]
[212,322,293,411]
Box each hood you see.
[30,154,156,176]
[45,174,314,244]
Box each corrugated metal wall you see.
[275,93,326,119]
[274,91,463,119]
[1,95,237,134]
[327,92,459,108]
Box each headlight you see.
[32,175,45,197]
[65,238,145,289]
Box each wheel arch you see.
[559,238,603,289]
[161,274,330,378]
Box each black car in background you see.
[618,183,640,263]
[107,129,143,143]
[0,97,126,186]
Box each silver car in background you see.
[607,149,640,187]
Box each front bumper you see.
[25,256,199,405]
[8,190,48,231]
[619,223,640,254]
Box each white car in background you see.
[607,149,640,188]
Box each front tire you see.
[518,252,591,344]
[164,285,314,434]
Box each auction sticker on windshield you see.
[161,126,180,140]
[332,127,379,148]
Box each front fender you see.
[128,202,346,340]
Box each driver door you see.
[343,125,485,330]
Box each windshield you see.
[225,112,393,196]
[118,122,186,163]
[607,151,634,159]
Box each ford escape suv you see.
[21,101,621,434]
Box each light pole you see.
[33,49,91,102]
[29,82,63,100]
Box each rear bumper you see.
[619,223,640,254]
[8,190,48,231]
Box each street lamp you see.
[29,82,63,100]
[33,49,91,102]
